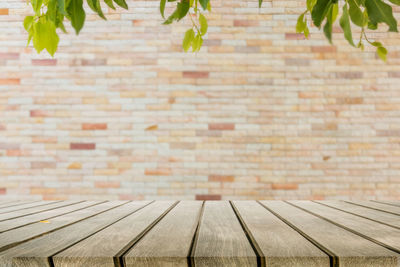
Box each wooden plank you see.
[346,200,400,215]
[123,201,202,267]
[0,201,125,252]
[373,201,400,208]
[0,201,54,214]
[0,201,103,232]
[261,201,399,267]
[0,201,83,222]
[0,201,149,267]
[53,201,176,267]
[232,201,329,267]
[316,201,400,229]
[0,201,31,209]
[193,201,257,267]
[290,201,400,253]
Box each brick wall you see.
[1,0,400,201]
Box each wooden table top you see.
[0,200,399,266]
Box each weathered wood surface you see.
[0,200,398,267]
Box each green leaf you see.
[311,0,332,28]
[33,18,59,56]
[377,46,387,61]
[31,0,43,15]
[258,0,262,8]
[192,33,203,51]
[163,9,178,24]
[47,0,58,23]
[368,21,378,30]
[307,0,317,11]
[104,0,115,9]
[182,28,194,52]
[206,1,211,11]
[388,0,400,5]
[199,13,208,35]
[327,3,338,25]
[67,0,86,34]
[160,0,167,18]
[371,41,383,47]
[24,16,34,31]
[87,0,106,20]
[323,20,332,44]
[296,13,305,33]
[365,0,398,32]
[58,0,67,15]
[348,0,363,27]
[177,0,190,20]
[339,4,355,47]
[199,0,209,10]
[113,0,128,9]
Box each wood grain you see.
[346,200,400,215]
[261,201,399,267]
[53,201,176,267]
[290,201,400,253]
[0,201,80,221]
[193,201,257,267]
[232,201,329,267]
[0,201,125,252]
[124,201,202,267]
[0,201,102,232]
[0,201,148,267]
[373,200,400,207]
[0,201,56,215]
[374,201,400,207]
[0,201,34,209]
[316,201,400,229]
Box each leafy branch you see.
[24,0,400,60]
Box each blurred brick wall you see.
[1,0,400,201]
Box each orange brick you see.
[145,125,158,131]
[209,175,234,182]
[271,183,299,190]
[208,123,235,131]
[0,9,8,15]
[195,194,221,200]
[145,168,171,176]
[31,161,56,169]
[0,78,19,85]
[82,123,107,130]
[95,182,120,188]
[68,162,82,169]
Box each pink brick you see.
[0,53,19,60]
[30,110,48,117]
[285,33,307,40]
[0,188,6,194]
[234,20,259,27]
[183,71,209,79]
[70,143,96,150]
[208,123,235,131]
[32,59,57,66]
